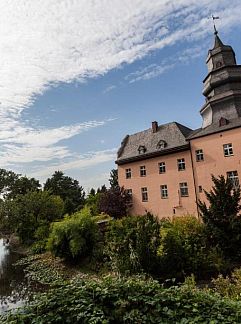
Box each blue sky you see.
[0,1,241,191]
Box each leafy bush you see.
[158,216,226,279]
[47,207,99,261]
[212,268,241,300]
[2,276,241,323]
[105,213,160,275]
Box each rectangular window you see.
[177,158,186,171]
[125,168,131,179]
[159,162,166,173]
[126,189,133,206]
[141,187,148,202]
[227,171,239,188]
[160,185,168,198]
[140,166,146,177]
[179,182,189,197]
[196,149,204,162]
[223,143,233,157]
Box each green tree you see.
[109,169,119,189]
[0,168,40,199]
[1,191,64,244]
[199,175,241,258]
[44,171,85,214]
[98,186,130,219]
[47,207,99,261]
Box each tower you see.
[200,30,241,128]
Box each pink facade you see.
[116,32,241,219]
[118,150,197,218]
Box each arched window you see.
[157,140,167,149]
[138,145,146,154]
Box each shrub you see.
[47,207,99,261]
[212,268,241,300]
[158,216,226,279]
[105,213,160,275]
[2,276,241,323]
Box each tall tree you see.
[199,175,241,257]
[109,169,119,189]
[44,171,85,214]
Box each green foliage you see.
[47,207,99,261]
[98,186,131,219]
[212,268,241,300]
[109,168,119,189]
[85,191,100,216]
[44,171,85,214]
[0,191,64,244]
[199,175,241,258]
[0,168,41,199]
[158,216,226,279]
[2,275,241,323]
[105,213,160,275]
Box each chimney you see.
[152,121,158,133]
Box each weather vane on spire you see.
[211,15,220,35]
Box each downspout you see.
[189,142,200,218]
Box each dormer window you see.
[219,117,229,127]
[157,140,167,150]
[138,145,146,154]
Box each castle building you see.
[116,31,241,219]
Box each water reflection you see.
[0,238,27,313]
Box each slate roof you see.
[116,122,193,164]
[187,117,241,140]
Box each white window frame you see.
[141,187,148,202]
[177,158,186,171]
[196,149,204,162]
[125,168,132,179]
[223,143,233,157]
[159,162,166,174]
[179,182,189,197]
[126,189,133,206]
[227,171,239,188]
[140,165,146,177]
[160,185,168,199]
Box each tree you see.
[98,186,131,219]
[198,175,241,257]
[97,185,107,194]
[44,171,85,214]
[0,168,40,199]
[109,169,119,189]
[0,190,64,244]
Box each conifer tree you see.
[199,175,241,258]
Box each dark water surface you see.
[0,238,28,313]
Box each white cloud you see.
[29,149,117,180]
[0,0,241,180]
[125,43,209,83]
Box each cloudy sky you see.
[0,0,241,191]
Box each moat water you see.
[0,238,28,313]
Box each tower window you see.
[196,149,204,162]
[177,158,186,171]
[160,185,168,199]
[223,143,233,157]
[141,187,148,202]
[179,182,189,197]
[140,166,146,177]
[159,162,166,173]
[125,168,132,179]
[216,61,223,68]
